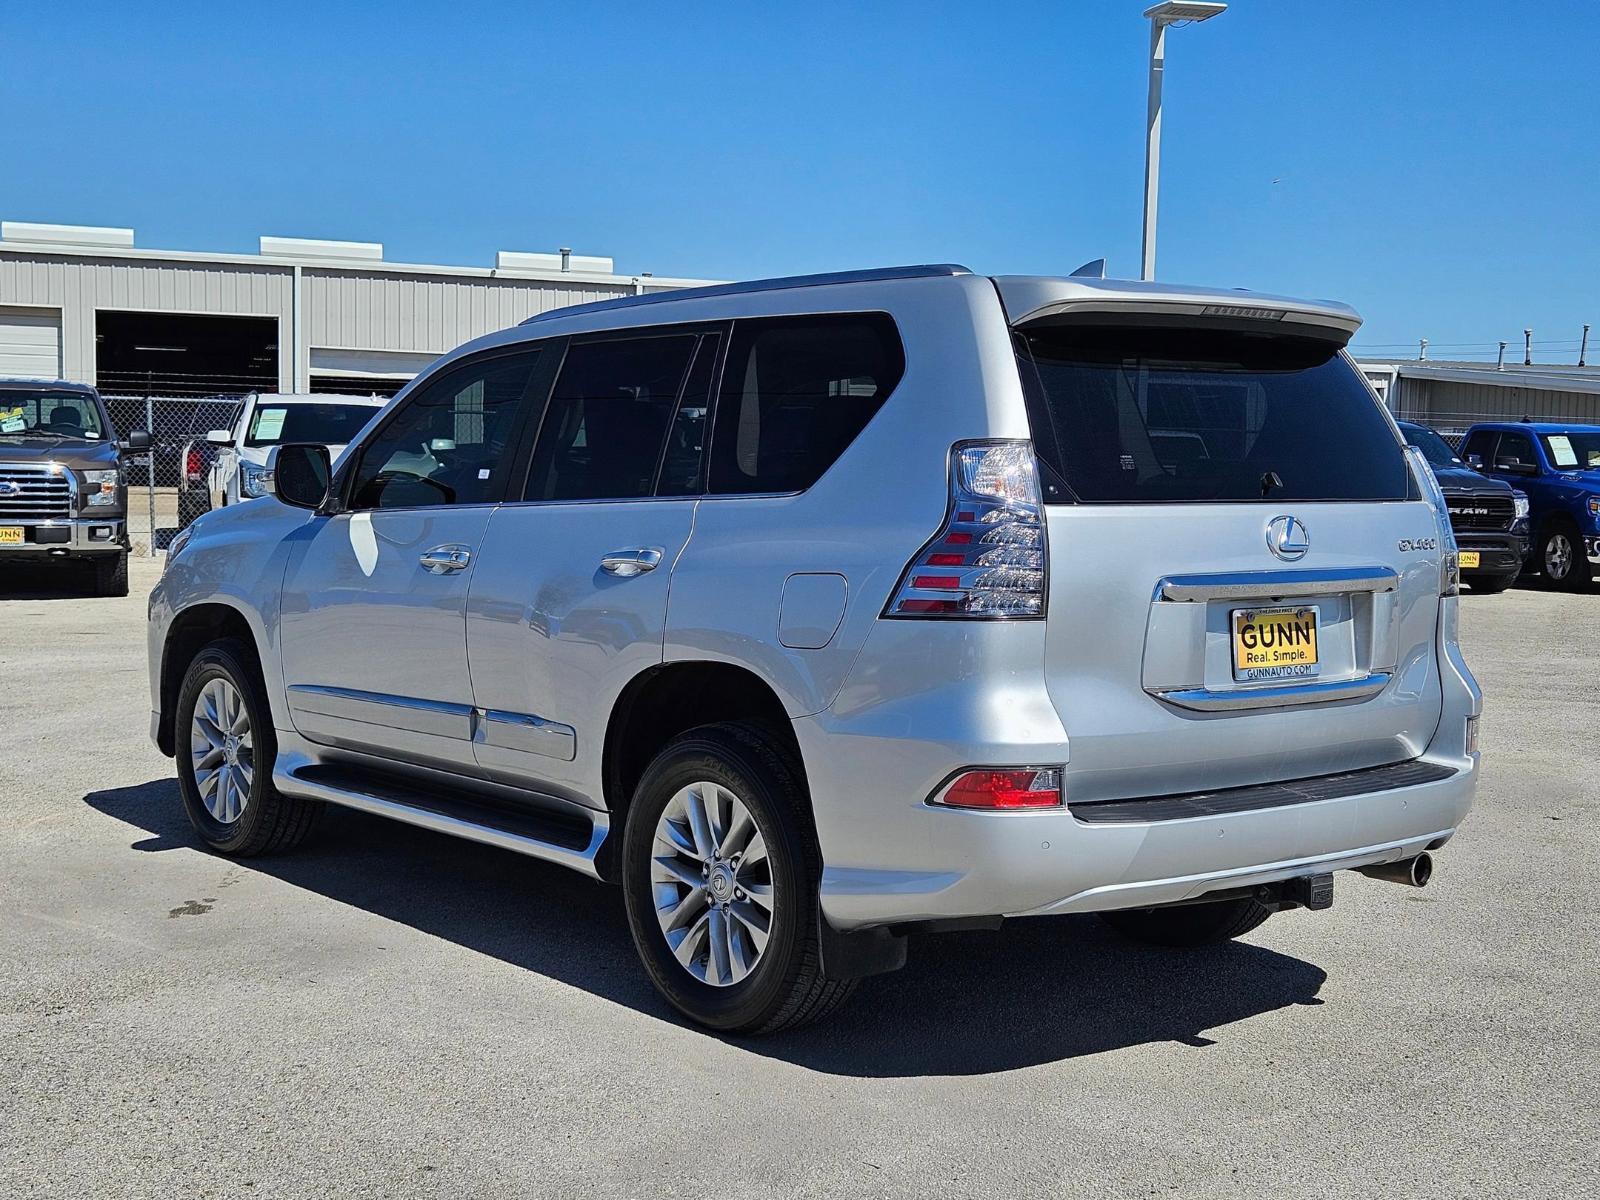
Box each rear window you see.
[1015,326,1412,504]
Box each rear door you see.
[464,328,717,800]
[1012,319,1445,803]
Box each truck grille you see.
[1446,493,1514,533]
[0,465,72,521]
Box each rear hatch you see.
[1002,284,1444,803]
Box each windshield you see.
[1015,326,1412,503]
[245,402,376,448]
[0,391,106,439]
[1401,424,1462,469]
[1540,431,1600,471]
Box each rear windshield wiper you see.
[1260,470,1284,497]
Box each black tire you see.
[1538,522,1591,591]
[621,722,855,1034]
[1098,896,1274,947]
[174,638,319,856]
[92,552,129,597]
[1466,573,1517,594]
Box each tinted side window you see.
[1460,431,1498,464]
[657,333,721,497]
[708,314,905,495]
[524,335,698,501]
[349,350,539,510]
[1494,430,1536,469]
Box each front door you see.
[279,346,546,773]
[465,328,717,802]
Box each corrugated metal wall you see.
[0,249,650,392]
[1395,376,1600,433]
[303,270,632,355]
[0,252,292,387]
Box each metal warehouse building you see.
[1359,359,1600,438]
[0,220,712,398]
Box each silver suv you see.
[148,265,1481,1032]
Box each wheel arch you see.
[156,601,267,756]
[599,660,805,880]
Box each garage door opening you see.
[96,311,278,398]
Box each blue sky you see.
[3,1,1596,353]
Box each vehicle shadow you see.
[87,779,1328,1077]
[0,561,95,599]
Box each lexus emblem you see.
[1266,515,1310,561]
[0,481,20,497]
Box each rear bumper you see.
[0,518,126,557]
[802,599,1482,931]
[812,750,1475,927]
[1454,530,1528,578]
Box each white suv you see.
[149,265,1480,1033]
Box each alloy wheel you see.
[1546,533,1573,580]
[190,677,253,824]
[650,781,775,987]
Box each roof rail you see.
[519,263,971,326]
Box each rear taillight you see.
[184,446,202,484]
[885,441,1047,618]
[933,768,1063,809]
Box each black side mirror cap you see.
[267,444,332,510]
[123,429,152,452]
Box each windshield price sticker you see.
[0,406,24,433]
[1548,435,1578,468]
[251,408,288,441]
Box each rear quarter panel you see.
[663,273,1028,717]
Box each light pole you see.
[1141,2,1227,281]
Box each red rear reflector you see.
[943,532,973,545]
[896,598,959,614]
[911,574,962,590]
[938,768,1062,809]
[926,552,966,566]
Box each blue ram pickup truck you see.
[1460,421,1600,590]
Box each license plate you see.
[1458,550,1481,569]
[1232,606,1320,682]
[0,527,22,545]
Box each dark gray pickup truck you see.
[0,379,150,596]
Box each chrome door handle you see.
[600,547,663,577]
[419,545,472,574]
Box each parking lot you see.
[0,560,1594,1199]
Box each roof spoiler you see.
[996,277,1363,343]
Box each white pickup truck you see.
[205,392,387,508]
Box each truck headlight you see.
[1587,495,1600,520]
[1513,491,1531,520]
[81,468,120,507]
[239,461,275,499]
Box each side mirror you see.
[122,429,152,452]
[206,429,235,447]
[1466,453,1484,469]
[267,444,332,511]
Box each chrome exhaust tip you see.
[1357,852,1433,888]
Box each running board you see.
[274,754,608,878]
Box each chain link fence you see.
[102,394,245,555]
